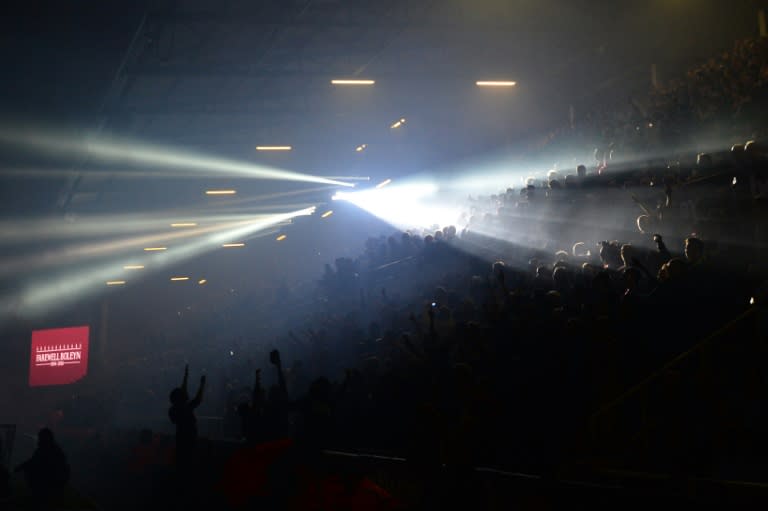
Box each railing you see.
[586,306,762,473]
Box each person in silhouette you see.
[169,364,206,470]
[14,428,69,501]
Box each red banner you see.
[29,326,90,387]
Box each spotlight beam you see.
[0,128,353,187]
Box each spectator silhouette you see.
[14,428,70,503]
[169,364,206,470]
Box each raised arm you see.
[181,364,189,395]
[190,375,206,409]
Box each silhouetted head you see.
[685,237,704,264]
[577,164,587,178]
[169,387,187,405]
[37,428,55,449]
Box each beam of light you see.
[221,243,245,248]
[106,280,126,286]
[476,80,517,87]
[170,276,190,281]
[123,265,144,270]
[321,210,333,218]
[0,127,354,187]
[143,247,167,251]
[256,146,292,151]
[375,179,392,189]
[276,234,287,241]
[355,144,367,152]
[171,222,197,227]
[210,185,338,207]
[206,189,237,195]
[332,181,459,230]
[331,79,375,85]
[390,118,406,129]
[198,279,207,285]
[1,207,316,321]
[319,176,370,181]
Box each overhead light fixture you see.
[276,234,287,241]
[390,118,406,129]
[143,247,167,251]
[256,146,292,151]
[476,80,517,87]
[331,79,375,85]
[376,178,392,189]
[123,265,145,270]
[106,280,126,286]
[205,189,237,195]
[198,279,207,285]
[355,144,367,152]
[222,243,245,248]
[170,276,190,282]
[171,222,197,228]
[321,210,333,218]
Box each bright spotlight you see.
[390,118,406,129]
[276,234,287,241]
[198,279,207,285]
[331,79,375,85]
[355,144,367,152]
[476,80,517,87]
[332,181,457,230]
[256,146,292,151]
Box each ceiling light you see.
[106,280,126,286]
[171,222,197,228]
[205,190,237,195]
[355,144,367,152]
[198,279,207,285]
[331,79,375,85]
[256,146,292,151]
[376,179,392,189]
[222,243,245,248]
[390,118,406,129]
[476,80,517,87]
[143,247,167,251]
[123,265,145,270]
[170,276,189,281]
[321,210,333,218]
[276,234,287,241]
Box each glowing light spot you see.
[376,179,392,189]
[106,280,125,286]
[276,234,287,241]
[331,79,375,85]
[143,247,167,251]
[198,279,207,285]
[170,276,190,282]
[321,210,333,218]
[123,265,144,270]
[171,223,197,227]
[205,190,237,195]
[475,81,516,87]
[222,243,245,248]
[390,118,406,129]
[256,146,292,151]
[355,144,367,152]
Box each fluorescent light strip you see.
[123,265,144,270]
[476,80,517,87]
[256,146,292,151]
[170,276,189,281]
[331,79,375,85]
[106,280,126,286]
[143,247,167,251]
[206,190,237,195]
[171,222,197,228]
[222,243,245,248]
